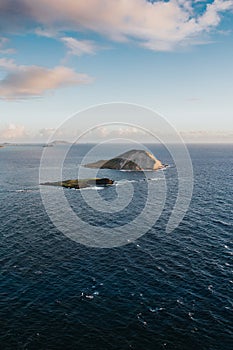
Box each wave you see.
[116,180,137,185]
[16,188,39,193]
[79,186,105,191]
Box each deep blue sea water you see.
[0,144,232,350]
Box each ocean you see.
[0,143,232,350]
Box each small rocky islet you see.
[41,178,114,189]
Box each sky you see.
[0,0,233,143]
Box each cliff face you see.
[84,149,165,171]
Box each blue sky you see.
[0,0,233,142]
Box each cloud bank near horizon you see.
[1,123,232,143]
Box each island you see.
[84,149,167,171]
[49,140,69,146]
[40,178,114,189]
[43,140,70,147]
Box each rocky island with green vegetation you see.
[41,178,114,189]
[84,149,167,171]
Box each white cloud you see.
[61,37,99,56]
[81,125,148,142]
[0,1,232,53]
[1,0,229,51]
[0,37,15,54]
[0,58,17,70]
[0,58,93,99]
[38,128,57,138]
[34,27,58,38]
[0,123,27,140]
